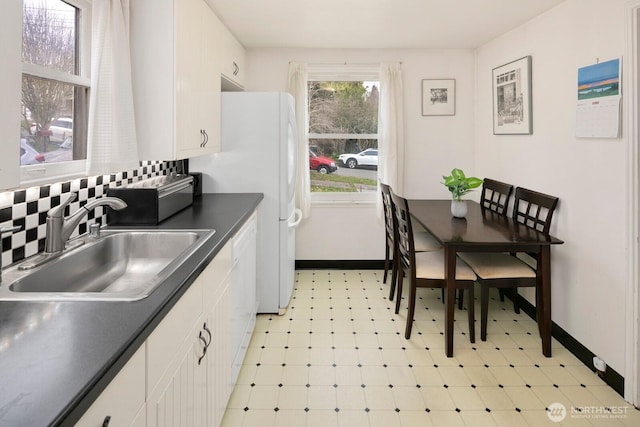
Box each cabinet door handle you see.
[202,130,208,147]
[203,323,212,346]
[233,61,239,76]
[198,330,208,365]
[102,415,111,427]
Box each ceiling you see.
[207,0,567,49]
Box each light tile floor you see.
[222,270,640,426]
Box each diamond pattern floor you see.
[222,270,640,426]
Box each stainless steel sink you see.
[0,229,215,301]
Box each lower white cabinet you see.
[146,267,205,399]
[146,316,208,426]
[146,240,232,427]
[130,405,147,427]
[75,345,146,427]
[206,276,232,426]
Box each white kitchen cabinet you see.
[75,345,146,427]
[130,405,147,427]
[146,266,204,395]
[145,252,207,426]
[131,0,220,160]
[146,277,231,427]
[201,240,233,425]
[218,19,246,90]
[146,317,208,426]
[205,275,232,426]
[146,240,232,427]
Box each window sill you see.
[20,160,87,188]
[311,192,377,207]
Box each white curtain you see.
[87,0,139,176]
[377,62,404,215]
[288,62,311,218]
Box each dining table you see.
[407,199,564,358]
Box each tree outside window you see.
[20,0,88,165]
[308,80,379,193]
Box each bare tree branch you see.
[21,1,75,133]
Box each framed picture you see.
[422,79,455,116]
[492,56,532,134]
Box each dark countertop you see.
[0,193,263,427]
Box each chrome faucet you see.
[0,225,22,283]
[44,193,127,254]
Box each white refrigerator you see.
[189,92,301,314]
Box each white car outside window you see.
[48,118,73,142]
[338,149,378,169]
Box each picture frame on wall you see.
[492,56,532,134]
[421,79,455,116]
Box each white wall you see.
[245,48,476,260]
[475,0,629,374]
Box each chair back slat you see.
[480,178,513,215]
[380,183,395,242]
[390,191,415,272]
[512,187,559,234]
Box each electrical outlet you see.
[593,356,606,372]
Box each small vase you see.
[451,200,467,218]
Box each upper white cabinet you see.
[218,13,246,90]
[131,0,221,160]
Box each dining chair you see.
[479,178,514,305]
[380,183,441,301]
[389,191,477,341]
[480,178,514,215]
[454,178,514,309]
[458,187,559,341]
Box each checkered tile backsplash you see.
[0,160,179,268]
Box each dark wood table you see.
[408,199,564,357]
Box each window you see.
[307,71,379,197]
[20,0,90,182]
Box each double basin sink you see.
[0,229,216,301]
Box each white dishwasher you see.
[230,211,258,384]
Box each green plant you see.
[442,168,483,201]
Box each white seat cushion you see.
[414,231,441,252]
[414,250,477,281]
[457,252,536,280]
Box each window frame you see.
[20,0,92,186]
[307,64,380,203]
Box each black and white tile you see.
[0,160,179,267]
